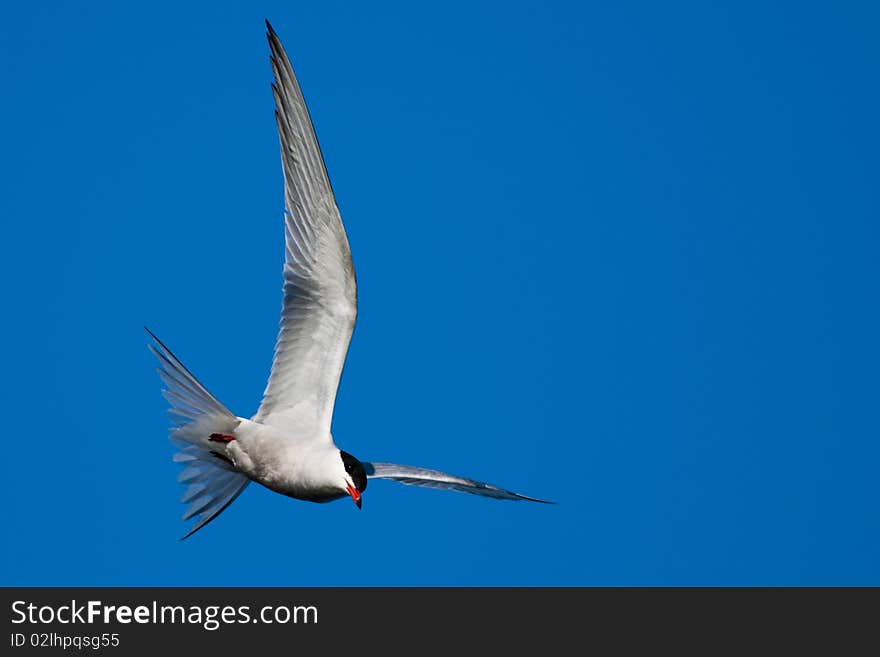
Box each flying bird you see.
[148,21,551,539]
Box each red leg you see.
[209,433,235,444]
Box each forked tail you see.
[146,328,250,539]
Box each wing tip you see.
[144,326,172,356]
[515,493,557,505]
[265,19,281,51]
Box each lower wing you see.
[363,462,554,503]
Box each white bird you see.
[148,21,551,539]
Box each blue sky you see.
[2,1,878,585]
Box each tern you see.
[148,21,551,539]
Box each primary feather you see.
[253,21,357,438]
[364,463,553,503]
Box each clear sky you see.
[2,1,879,585]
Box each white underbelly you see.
[226,418,343,503]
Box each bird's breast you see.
[231,419,343,503]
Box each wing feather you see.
[364,462,554,503]
[254,21,357,437]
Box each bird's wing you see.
[363,462,554,503]
[253,21,357,438]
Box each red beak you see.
[346,483,362,509]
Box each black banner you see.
[1,588,877,653]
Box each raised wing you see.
[364,462,554,503]
[254,21,357,437]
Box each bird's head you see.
[339,450,367,509]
